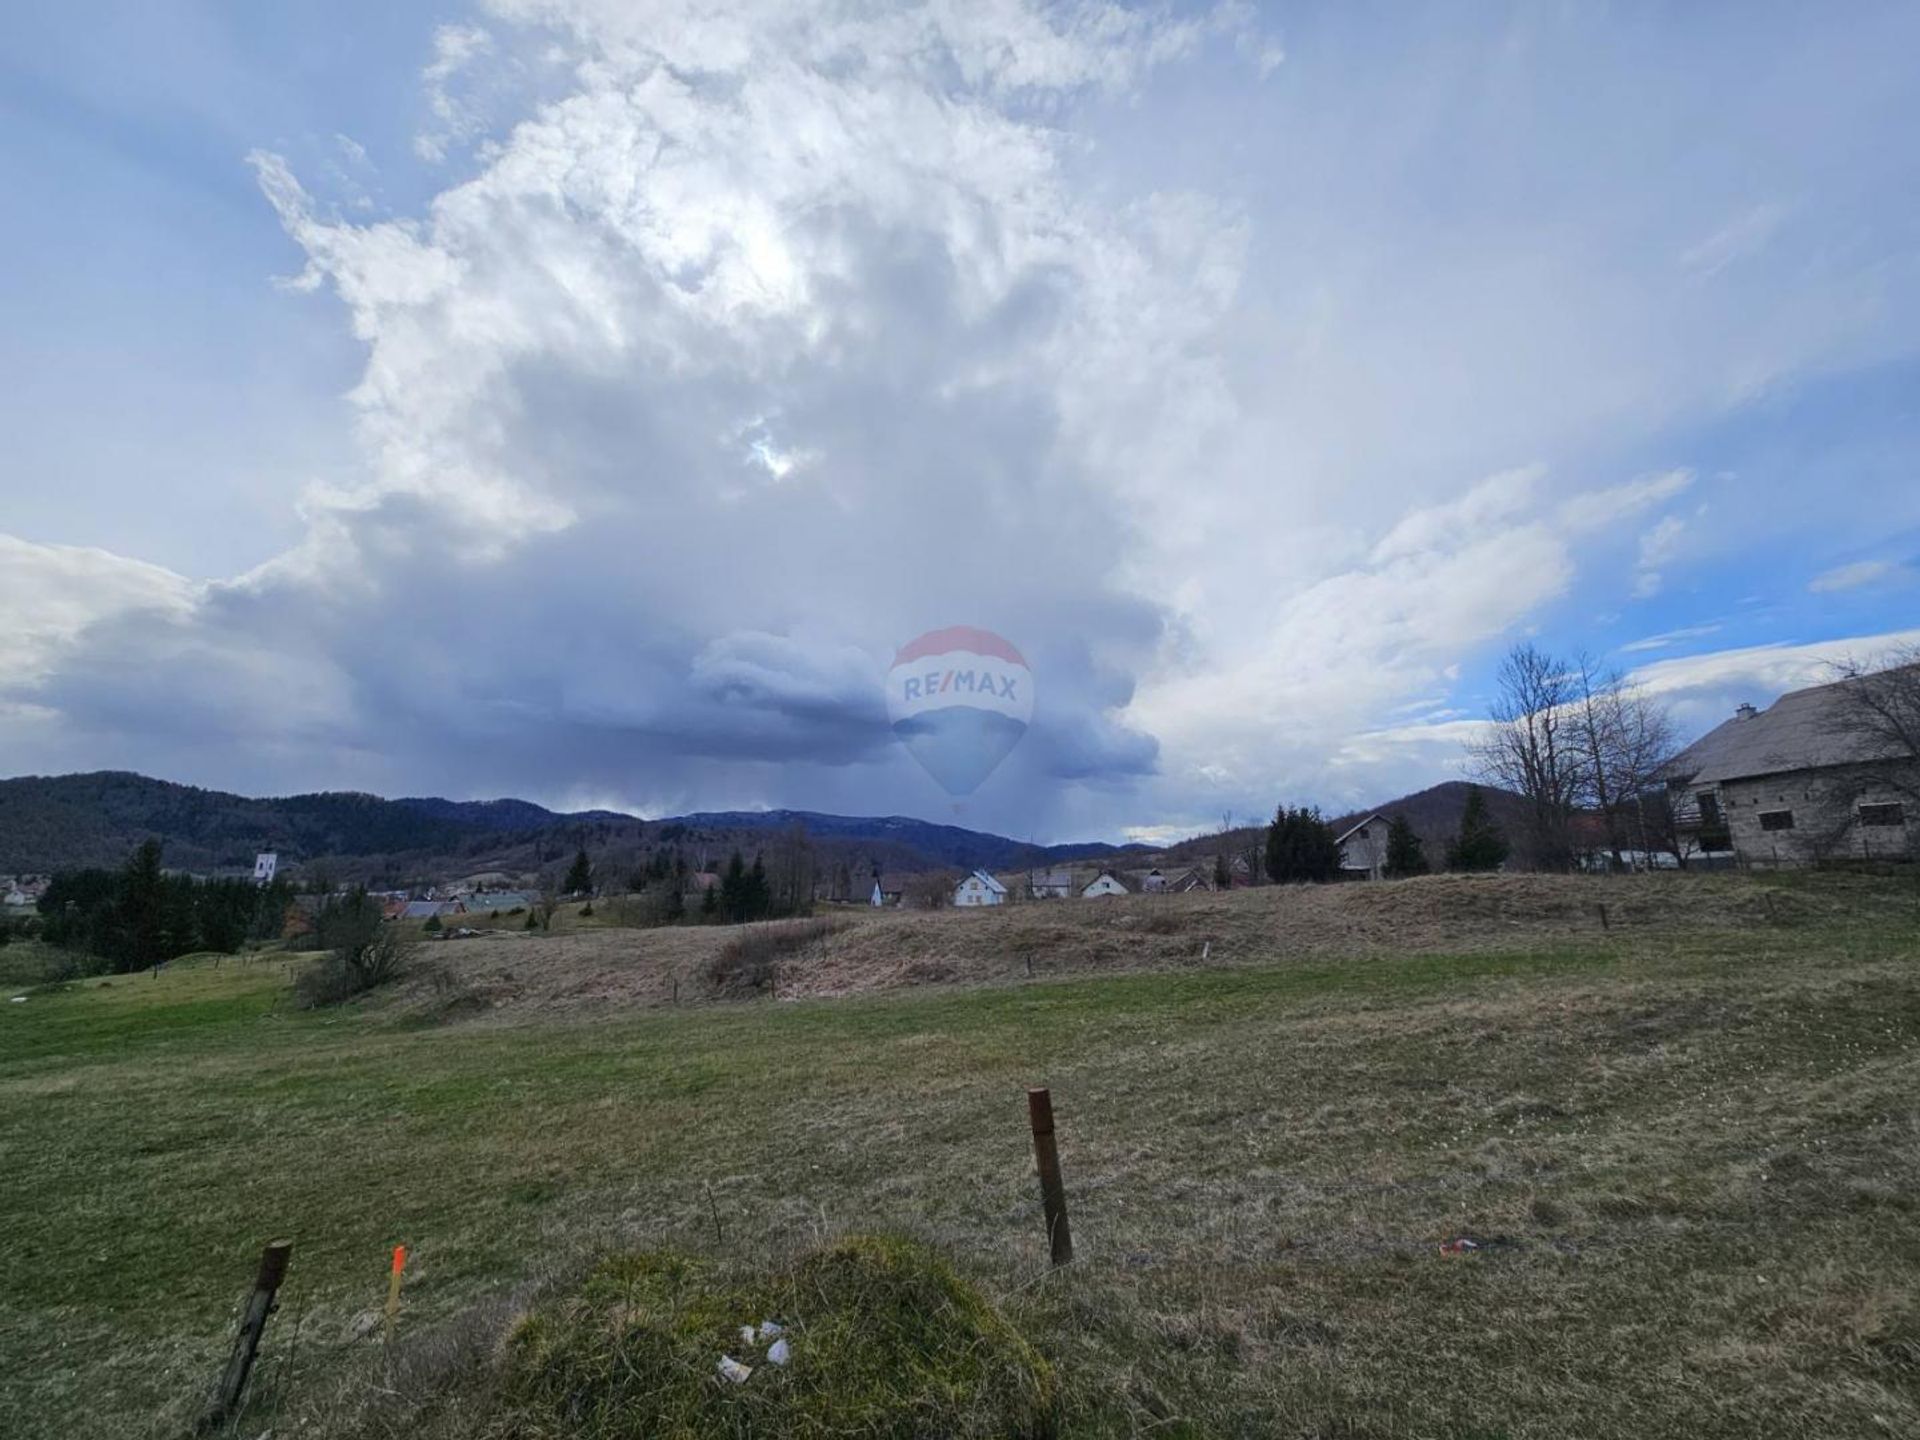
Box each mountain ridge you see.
[0,770,1527,882]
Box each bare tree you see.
[767,820,816,917]
[1827,646,1920,804]
[1568,653,1679,868]
[903,869,959,909]
[1473,642,1586,871]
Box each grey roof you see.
[1334,813,1387,845]
[1663,674,1909,786]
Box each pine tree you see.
[1264,805,1342,883]
[1384,814,1429,878]
[745,853,772,920]
[697,885,716,920]
[115,838,170,971]
[563,848,593,897]
[1213,852,1231,890]
[1445,786,1511,872]
[720,850,749,923]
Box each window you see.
[1696,792,1721,825]
[1759,810,1795,832]
[1859,803,1906,828]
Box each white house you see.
[953,869,1008,907]
[871,879,886,907]
[1081,871,1129,898]
[1335,815,1389,880]
[253,852,278,885]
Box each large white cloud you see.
[3,0,1918,838]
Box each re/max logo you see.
[902,669,1020,702]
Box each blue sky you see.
[3,1,1917,842]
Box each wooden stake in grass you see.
[1027,1088,1073,1267]
[383,1245,407,1344]
[199,1239,291,1433]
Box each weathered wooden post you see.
[1596,902,1610,931]
[1027,1088,1073,1266]
[199,1240,292,1432]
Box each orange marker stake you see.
[384,1245,407,1344]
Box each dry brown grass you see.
[391,870,1880,1018]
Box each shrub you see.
[498,1235,1055,1439]
[704,917,842,995]
[294,888,410,1008]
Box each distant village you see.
[6,660,1915,943]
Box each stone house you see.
[1661,677,1917,865]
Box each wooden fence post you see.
[199,1240,292,1432]
[1027,1088,1073,1266]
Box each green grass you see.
[1,879,1917,1438]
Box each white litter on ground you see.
[717,1355,753,1384]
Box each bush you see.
[498,1235,1055,1439]
[704,918,842,995]
[294,889,410,1008]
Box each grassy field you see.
[2,872,1917,1437]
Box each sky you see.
[3,0,1918,844]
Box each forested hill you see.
[0,772,1153,881]
[0,772,477,874]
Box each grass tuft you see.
[494,1234,1055,1438]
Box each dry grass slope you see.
[393,871,1873,1019]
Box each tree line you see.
[34,839,292,971]
[1260,786,1510,884]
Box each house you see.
[466,891,531,913]
[953,869,1008,907]
[1027,868,1073,899]
[1166,868,1211,893]
[3,876,46,910]
[1081,871,1129,898]
[1661,675,1918,865]
[253,852,278,885]
[1335,814,1390,880]
[1139,868,1167,893]
[401,900,461,921]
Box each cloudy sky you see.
[3,1,1918,843]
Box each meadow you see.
[1,871,1916,1438]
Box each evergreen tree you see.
[116,838,170,970]
[697,884,716,920]
[563,847,593,896]
[720,850,749,923]
[1384,814,1429,878]
[745,853,772,920]
[1264,805,1342,883]
[422,911,443,934]
[250,875,294,942]
[1213,852,1232,890]
[1445,786,1511,872]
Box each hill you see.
[0,772,1154,883]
